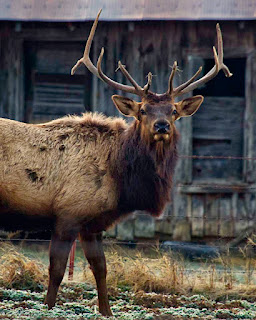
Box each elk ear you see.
[175,95,204,118]
[112,95,141,118]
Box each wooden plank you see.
[236,195,250,236]
[32,77,86,119]
[244,50,256,183]
[235,194,256,237]
[193,155,243,181]
[244,194,256,229]
[33,105,84,116]
[35,82,85,88]
[176,56,204,184]
[231,193,238,234]
[155,218,175,236]
[193,97,244,140]
[16,25,92,42]
[173,56,205,221]
[35,91,84,98]
[191,195,204,237]
[35,86,84,96]
[173,192,190,220]
[31,114,67,123]
[219,197,233,237]
[178,183,254,194]
[204,195,219,236]
[35,45,85,74]
[35,97,84,104]
[35,85,84,93]
[193,134,237,141]
[172,219,192,241]
[3,37,25,121]
[14,21,255,50]
[35,90,84,96]
[34,101,84,108]
[116,217,134,241]
[192,97,244,181]
[134,212,155,238]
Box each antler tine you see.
[167,61,178,95]
[97,48,140,94]
[71,9,145,96]
[172,24,233,97]
[172,66,202,95]
[71,9,102,76]
[216,23,223,63]
[216,23,232,77]
[143,72,153,93]
[117,61,144,93]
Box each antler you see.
[168,23,233,97]
[72,11,231,99]
[71,9,150,97]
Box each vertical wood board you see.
[204,195,219,236]
[219,197,233,237]
[191,195,204,237]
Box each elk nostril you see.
[154,122,170,133]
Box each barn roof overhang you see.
[0,0,255,22]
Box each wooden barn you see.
[0,0,256,242]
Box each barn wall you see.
[94,20,256,241]
[0,26,24,121]
[1,19,256,241]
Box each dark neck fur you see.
[113,121,179,216]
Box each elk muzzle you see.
[153,120,171,141]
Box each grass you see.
[0,243,48,291]
[82,248,186,294]
[79,242,256,301]
[1,241,256,319]
[2,241,256,299]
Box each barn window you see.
[191,58,246,182]
[32,73,88,122]
[24,41,91,123]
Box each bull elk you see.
[0,10,232,316]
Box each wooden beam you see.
[178,183,254,194]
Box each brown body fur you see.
[0,114,126,227]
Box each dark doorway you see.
[194,58,245,97]
[192,58,246,182]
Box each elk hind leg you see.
[79,231,112,316]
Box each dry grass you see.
[0,243,48,291]
[1,241,256,302]
[81,247,186,294]
[81,244,256,301]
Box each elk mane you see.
[112,122,179,216]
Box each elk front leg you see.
[79,231,112,316]
[45,230,77,309]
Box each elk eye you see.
[140,109,146,115]
[172,109,177,115]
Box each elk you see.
[0,10,232,316]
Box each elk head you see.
[71,10,232,144]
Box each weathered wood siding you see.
[0,19,256,241]
[192,97,244,181]
[0,32,24,121]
